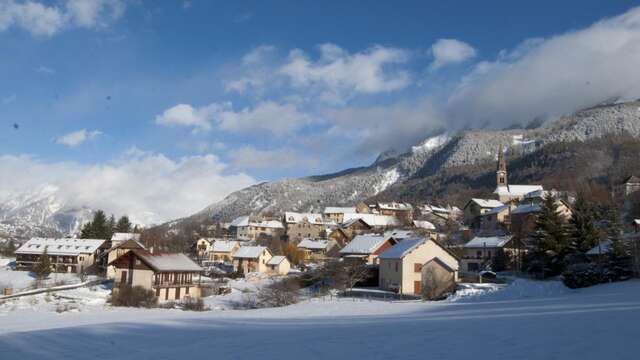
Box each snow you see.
[1,279,640,359]
[342,213,400,227]
[15,238,106,256]
[212,240,239,252]
[297,239,330,250]
[284,212,331,225]
[132,250,203,272]
[467,198,504,208]
[511,203,541,214]
[111,233,141,242]
[411,134,450,153]
[267,256,287,265]
[339,234,386,255]
[233,246,268,259]
[464,236,513,248]
[494,185,544,197]
[230,215,250,227]
[413,220,436,230]
[378,237,426,259]
[373,168,400,194]
[323,207,356,214]
[0,267,91,292]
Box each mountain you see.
[0,185,94,240]
[185,101,640,223]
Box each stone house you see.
[297,238,339,263]
[323,207,357,224]
[284,212,334,243]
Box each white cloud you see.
[447,6,640,128]
[155,103,224,132]
[280,43,411,97]
[56,129,102,147]
[228,146,316,170]
[0,151,256,225]
[156,101,310,137]
[429,38,476,70]
[0,0,124,37]
[35,65,55,74]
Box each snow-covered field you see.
[0,276,638,359]
[0,258,94,291]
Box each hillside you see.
[181,101,640,223]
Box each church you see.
[493,147,542,203]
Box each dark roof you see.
[624,175,640,184]
[424,257,456,273]
[110,249,203,272]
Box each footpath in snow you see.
[0,278,639,359]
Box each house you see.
[209,240,240,263]
[327,227,350,246]
[15,238,107,274]
[339,234,398,265]
[340,217,373,239]
[111,232,141,247]
[230,216,285,241]
[267,256,291,275]
[378,237,460,296]
[342,213,400,229]
[461,235,524,272]
[586,240,613,257]
[633,219,640,233]
[478,205,512,232]
[106,238,146,279]
[493,146,543,203]
[109,249,203,303]
[284,212,334,243]
[375,202,414,224]
[621,175,640,196]
[297,238,339,262]
[195,238,214,258]
[324,207,357,223]
[463,198,505,225]
[510,200,573,236]
[232,246,273,274]
[419,204,462,221]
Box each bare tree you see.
[257,278,300,307]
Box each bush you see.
[110,285,157,308]
[562,263,606,289]
[257,278,300,308]
[182,298,208,311]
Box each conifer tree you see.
[606,205,632,279]
[530,195,569,276]
[115,216,133,233]
[80,210,113,239]
[568,194,600,254]
[34,248,52,279]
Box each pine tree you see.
[606,205,632,280]
[80,210,112,239]
[568,194,600,254]
[530,195,569,276]
[34,248,52,279]
[115,216,133,233]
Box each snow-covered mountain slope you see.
[186,101,640,223]
[0,186,93,240]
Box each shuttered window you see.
[414,263,422,272]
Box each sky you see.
[1,0,640,224]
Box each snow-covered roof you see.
[494,185,543,197]
[511,203,541,215]
[633,219,640,225]
[212,240,239,252]
[384,229,416,240]
[250,220,284,229]
[230,216,250,227]
[464,236,513,248]
[586,240,613,255]
[467,198,504,209]
[111,233,141,242]
[233,246,269,259]
[377,202,413,211]
[482,205,510,216]
[342,213,400,227]
[284,212,330,225]
[379,237,427,259]
[422,204,450,214]
[267,256,287,265]
[340,234,388,255]
[297,238,330,250]
[413,220,436,230]
[16,238,106,256]
[324,207,357,214]
[129,250,203,272]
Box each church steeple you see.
[496,145,507,187]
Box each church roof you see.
[494,185,543,197]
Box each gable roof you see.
[230,216,250,227]
[342,213,400,227]
[111,233,141,242]
[233,246,270,259]
[384,229,416,241]
[340,234,389,255]
[494,185,543,197]
[413,220,436,230]
[377,202,413,211]
[16,238,106,256]
[464,236,513,248]
[267,256,287,265]
[511,203,541,215]
[424,256,456,273]
[212,240,239,252]
[118,250,203,272]
[465,198,504,209]
[378,237,427,259]
[298,238,331,250]
[284,212,334,225]
[324,207,357,214]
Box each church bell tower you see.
[496,146,507,188]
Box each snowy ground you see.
[1,278,639,359]
[0,258,95,291]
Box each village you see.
[2,148,639,309]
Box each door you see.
[120,271,127,285]
[175,287,181,300]
[414,280,422,295]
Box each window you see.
[394,262,398,272]
[186,286,189,294]
[414,263,422,272]
[156,288,160,297]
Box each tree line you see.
[80,210,136,240]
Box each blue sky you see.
[1,0,640,222]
